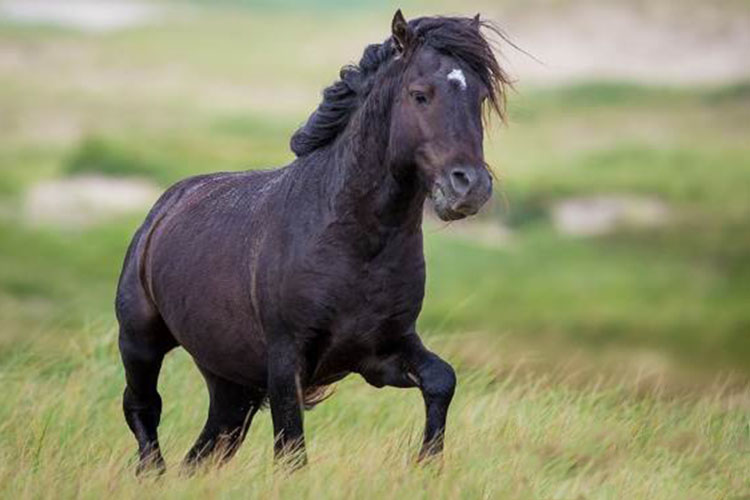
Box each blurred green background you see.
[1,0,749,386]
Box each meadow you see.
[0,1,748,498]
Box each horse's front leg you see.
[360,333,457,461]
[413,346,457,459]
[267,333,306,468]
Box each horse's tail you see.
[302,384,336,410]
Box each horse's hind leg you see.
[119,316,176,475]
[182,367,264,471]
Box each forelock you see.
[410,16,512,118]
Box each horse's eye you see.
[410,91,429,106]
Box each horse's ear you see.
[391,9,414,54]
[471,13,481,30]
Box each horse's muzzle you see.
[431,165,492,221]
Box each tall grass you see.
[0,328,747,499]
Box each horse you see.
[115,10,510,474]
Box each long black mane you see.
[290,16,512,158]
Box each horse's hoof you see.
[135,455,166,478]
[274,450,308,473]
[416,446,444,467]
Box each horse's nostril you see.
[450,167,474,195]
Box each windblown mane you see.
[290,16,512,157]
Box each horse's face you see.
[390,43,493,221]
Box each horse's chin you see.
[433,204,468,221]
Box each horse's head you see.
[387,11,509,221]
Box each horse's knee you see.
[418,356,456,402]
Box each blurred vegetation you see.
[4,79,748,372]
[0,1,748,497]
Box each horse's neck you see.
[325,114,423,233]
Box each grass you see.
[0,1,749,498]
[0,328,747,499]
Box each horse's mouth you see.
[430,183,485,221]
[430,184,469,221]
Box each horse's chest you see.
[284,233,424,381]
[309,263,423,381]
[335,254,424,334]
[282,225,425,330]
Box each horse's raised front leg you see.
[267,332,306,467]
[360,334,457,461]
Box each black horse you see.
[116,10,510,474]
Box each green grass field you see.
[0,1,748,498]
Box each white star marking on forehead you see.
[447,68,467,90]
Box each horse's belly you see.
[156,290,268,387]
[148,236,268,386]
